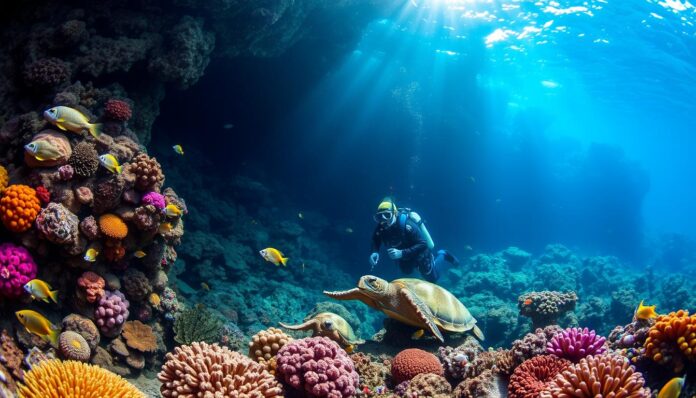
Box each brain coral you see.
[0,243,37,299]
[68,142,99,178]
[128,153,164,192]
[547,327,607,362]
[58,331,91,362]
[392,348,444,384]
[0,165,8,193]
[18,359,144,397]
[158,342,283,398]
[644,309,696,371]
[248,327,293,363]
[24,130,72,168]
[540,354,650,398]
[98,213,128,239]
[508,355,571,398]
[122,320,157,353]
[276,336,359,398]
[103,99,133,122]
[0,184,41,232]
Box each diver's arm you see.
[400,224,427,259]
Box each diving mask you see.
[374,210,396,225]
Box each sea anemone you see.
[547,327,607,362]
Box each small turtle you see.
[280,312,364,352]
[324,275,484,343]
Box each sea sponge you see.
[248,327,293,363]
[541,354,650,398]
[24,130,72,168]
[276,336,359,398]
[103,99,133,122]
[58,331,91,362]
[128,153,164,192]
[508,355,571,398]
[518,291,578,329]
[644,309,696,372]
[173,306,222,345]
[547,327,607,362]
[158,342,283,397]
[98,213,128,239]
[94,290,130,338]
[68,142,99,178]
[122,320,157,353]
[123,270,152,302]
[0,165,8,193]
[23,58,71,89]
[0,184,41,232]
[404,373,451,398]
[77,271,105,303]
[0,243,38,299]
[392,348,444,384]
[18,359,144,397]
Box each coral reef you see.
[643,309,696,372]
[404,373,451,398]
[103,99,133,122]
[508,355,571,398]
[95,290,130,338]
[276,336,359,398]
[68,142,99,178]
[392,348,444,384]
[351,352,391,391]
[77,271,105,303]
[518,290,578,329]
[158,342,282,397]
[547,327,607,362]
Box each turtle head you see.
[358,275,389,298]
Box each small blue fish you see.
[172,145,184,155]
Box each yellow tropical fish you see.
[134,250,146,258]
[259,248,288,266]
[23,279,58,304]
[172,145,184,155]
[15,310,59,346]
[84,247,99,262]
[98,154,122,174]
[635,300,658,320]
[164,204,182,217]
[200,282,210,291]
[24,141,62,161]
[43,106,102,138]
[159,222,173,234]
[658,376,685,398]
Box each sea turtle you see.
[279,312,364,352]
[324,275,484,343]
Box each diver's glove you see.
[388,248,403,260]
[370,252,380,266]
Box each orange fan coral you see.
[98,213,128,239]
[541,354,650,398]
[0,165,7,193]
[0,184,41,232]
[158,342,283,397]
[644,309,696,372]
[122,321,157,353]
[18,359,144,397]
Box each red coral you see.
[103,99,132,122]
[35,186,50,205]
[508,355,571,398]
[391,348,444,384]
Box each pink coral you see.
[0,243,37,299]
[141,191,165,210]
[508,355,571,398]
[103,99,132,122]
[58,165,74,181]
[276,336,359,398]
[547,327,606,362]
[94,290,130,337]
[78,272,105,303]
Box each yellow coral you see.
[0,165,8,193]
[644,310,696,371]
[0,184,41,233]
[98,213,128,239]
[18,359,144,397]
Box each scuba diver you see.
[369,197,458,283]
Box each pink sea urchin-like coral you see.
[141,191,165,210]
[0,243,37,299]
[276,336,359,398]
[547,327,606,362]
[94,290,130,337]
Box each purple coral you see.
[141,191,166,210]
[276,336,359,398]
[94,290,130,337]
[58,164,74,181]
[547,327,606,362]
[0,243,37,299]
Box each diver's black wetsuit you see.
[371,213,436,281]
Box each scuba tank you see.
[398,208,435,249]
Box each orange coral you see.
[18,359,144,397]
[98,213,128,239]
[0,165,8,193]
[392,348,444,384]
[248,327,293,364]
[0,184,41,232]
[122,321,157,353]
[644,309,696,371]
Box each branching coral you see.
[18,359,144,397]
[128,153,164,192]
[540,354,650,398]
[248,327,292,364]
[643,309,696,372]
[68,142,99,178]
[158,342,283,398]
[0,184,41,232]
[121,320,157,353]
[547,327,607,362]
[392,348,444,384]
[173,306,222,345]
[518,291,577,329]
[508,355,571,398]
[0,243,37,299]
[58,331,91,362]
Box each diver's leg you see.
[436,249,459,266]
[419,254,438,283]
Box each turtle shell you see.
[394,278,478,333]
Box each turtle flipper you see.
[400,288,445,342]
[279,319,316,331]
[324,288,379,309]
